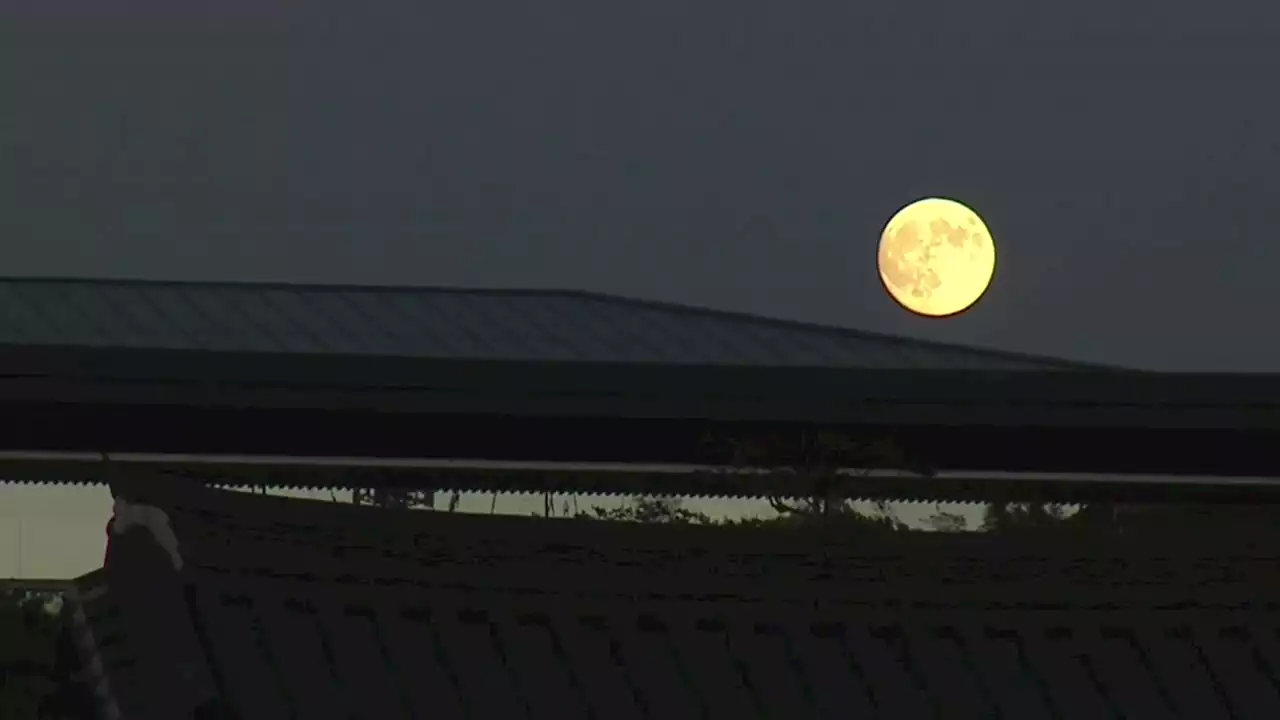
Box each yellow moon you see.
[877,197,996,317]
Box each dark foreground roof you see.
[0,277,1101,370]
[68,481,1280,719]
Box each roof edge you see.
[0,275,1131,371]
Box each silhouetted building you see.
[1,277,1277,491]
[2,277,1276,717]
[66,480,1280,719]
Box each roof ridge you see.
[0,276,1123,370]
[566,291,1121,371]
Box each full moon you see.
[877,197,996,317]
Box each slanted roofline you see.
[5,277,1277,480]
[0,275,1124,370]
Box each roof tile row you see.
[181,576,1280,720]
[70,482,1280,719]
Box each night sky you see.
[3,2,1279,370]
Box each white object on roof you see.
[111,497,184,572]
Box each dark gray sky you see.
[4,2,1278,370]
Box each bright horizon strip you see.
[0,451,1274,487]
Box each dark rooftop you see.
[10,280,1280,480]
[0,277,1107,370]
[67,480,1280,719]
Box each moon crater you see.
[877,198,995,317]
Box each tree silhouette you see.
[923,505,969,532]
[552,431,940,530]
[0,590,60,719]
[702,430,918,531]
[352,487,435,509]
[982,502,1072,533]
[575,496,713,525]
[979,499,1280,540]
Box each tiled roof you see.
[71,481,1280,718]
[0,277,1103,369]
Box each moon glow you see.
[877,197,996,317]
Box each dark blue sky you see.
[3,1,1278,370]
